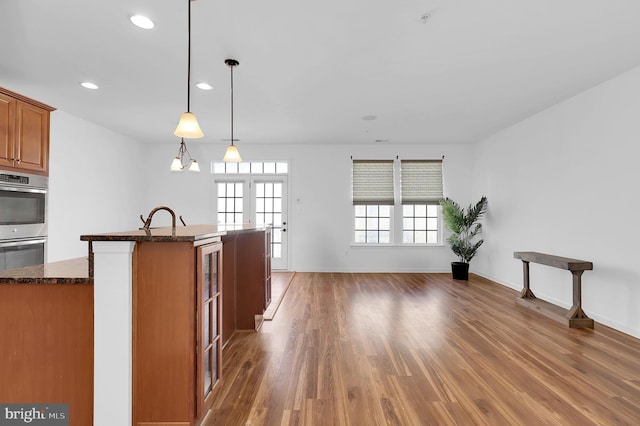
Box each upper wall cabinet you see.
[0,87,55,176]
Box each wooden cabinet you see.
[133,239,222,426]
[0,87,54,175]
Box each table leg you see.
[519,260,535,298]
[568,270,589,319]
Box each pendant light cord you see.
[186,0,192,113]
[231,61,233,146]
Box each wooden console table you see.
[514,251,594,328]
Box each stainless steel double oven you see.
[0,171,48,271]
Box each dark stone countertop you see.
[80,223,269,243]
[0,225,270,284]
[0,257,92,284]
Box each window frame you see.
[352,158,443,246]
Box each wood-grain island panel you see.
[133,241,196,424]
[0,283,93,426]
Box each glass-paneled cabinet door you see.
[196,241,222,419]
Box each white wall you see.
[472,65,640,338]
[47,111,144,261]
[140,141,473,272]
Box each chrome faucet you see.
[140,206,176,230]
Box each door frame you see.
[213,175,289,270]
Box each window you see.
[400,160,443,244]
[403,204,439,243]
[354,205,391,243]
[212,161,288,175]
[352,159,443,245]
[352,160,394,244]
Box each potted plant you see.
[440,196,488,280]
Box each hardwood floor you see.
[263,271,296,321]
[206,273,640,425]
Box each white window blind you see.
[400,160,443,205]
[352,160,394,205]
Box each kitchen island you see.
[80,225,271,426]
[80,223,271,426]
[0,224,271,426]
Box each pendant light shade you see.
[188,159,200,172]
[223,58,242,162]
[170,157,183,171]
[223,144,242,162]
[174,112,204,138]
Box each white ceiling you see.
[2,0,640,146]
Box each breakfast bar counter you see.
[0,257,90,284]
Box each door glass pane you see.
[212,299,218,335]
[204,302,210,344]
[204,350,212,395]
[212,252,218,294]
[204,254,211,300]
[217,182,244,225]
[212,343,218,383]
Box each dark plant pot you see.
[451,262,469,280]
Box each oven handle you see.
[0,238,47,248]
[0,184,47,194]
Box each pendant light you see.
[170,138,200,172]
[171,0,202,172]
[223,59,242,162]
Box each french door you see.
[215,176,288,270]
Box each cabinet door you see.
[196,242,223,420]
[15,101,49,174]
[0,93,15,168]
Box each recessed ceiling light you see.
[130,14,155,30]
[196,82,213,90]
[362,115,377,121]
[375,139,389,143]
[80,82,99,90]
